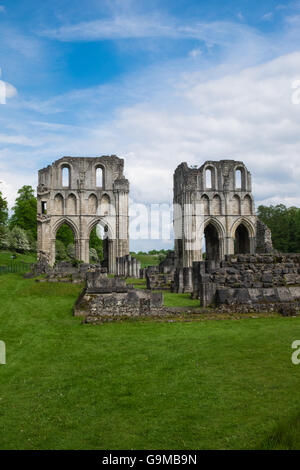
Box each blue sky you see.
[1,0,300,250]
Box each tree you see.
[89,226,103,261]
[10,186,37,239]
[56,224,74,247]
[0,191,8,226]
[89,248,99,263]
[67,243,75,259]
[55,240,67,261]
[0,226,10,249]
[8,226,31,253]
[257,204,300,253]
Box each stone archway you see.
[52,219,80,265]
[234,223,250,254]
[204,223,220,261]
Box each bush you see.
[9,226,31,253]
[67,243,75,259]
[89,248,99,263]
[55,240,67,261]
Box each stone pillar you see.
[183,267,193,293]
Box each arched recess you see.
[201,194,210,216]
[234,224,250,254]
[99,194,110,216]
[231,218,255,255]
[232,195,241,215]
[212,195,222,215]
[54,193,64,215]
[243,195,252,215]
[66,193,77,215]
[202,219,225,261]
[88,194,98,215]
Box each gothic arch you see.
[232,194,241,215]
[54,193,64,215]
[230,217,255,239]
[52,217,80,241]
[66,193,77,215]
[201,194,210,216]
[88,193,98,215]
[243,194,253,215]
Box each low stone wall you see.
[74,269,164,322]
[27,261,104,283]
[146,270,174,290]
[193,254,300,310]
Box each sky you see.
[0,0,300,251]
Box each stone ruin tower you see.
[174,160,260,268]
[37,155,129,272]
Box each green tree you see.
[257,204,300,253]
[0,191,8,226]
[89,226,103,261]
[10,186,37,239]
[0,226,10,249]
[9,226,30,253]
[55,240,67,261]
[56,224,74,247]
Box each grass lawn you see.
[132,253,161,268]
[0,250,36,266]
[125,278,200,308]
[0,273,300,450]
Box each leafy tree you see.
[89,226,103,261]
[55,240,67,261]
[89,248,99,263]
[0,226,10,249]
[0,191,8,226]
[10,186,37,239]
[257,204,300,253]
[56,224,74,247]
[67,243,75,259]
[9,226,31,253]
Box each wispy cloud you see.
[0,5,5,13]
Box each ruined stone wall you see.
[37,155,130,272]
[74,270,164,322]
[192,254,300,310]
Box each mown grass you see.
[0,273,300,450]
[125,278,200,308]
[133,253,161,268]
[259,414,300,450]
[0,250,36,266]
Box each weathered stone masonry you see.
[37,156,130,273]
[192,254,300,311]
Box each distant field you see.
[0,273,300,449]
[131,253,161,268]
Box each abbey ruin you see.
[37,156,130,272]
[33,156,300,319]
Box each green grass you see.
[133,253,161,268]
[260,414,300,450]
[1,273,300,449]
[161,292,200,308]
[0,250,36,266]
